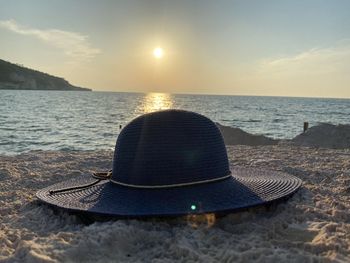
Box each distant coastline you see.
[0,59,91,91]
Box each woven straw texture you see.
[36,167,301,217]
[37,110,302,217]
[112,110,229,186]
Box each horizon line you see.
[88,89,350,100]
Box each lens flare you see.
[186,213,216,228]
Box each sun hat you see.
[37,109,302,218]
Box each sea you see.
[0,90,349,155]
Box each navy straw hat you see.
[37,110,302,217]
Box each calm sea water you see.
[0,90,349,154]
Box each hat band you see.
[110,173,232,189]
[48,171,232,195]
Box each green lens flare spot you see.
[190,205,197,211]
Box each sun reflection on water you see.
[136,93,174,114]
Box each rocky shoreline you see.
[218,122,350,149]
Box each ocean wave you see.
[241,119,262,123]
[272,118,283,123]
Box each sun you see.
[153,47,164,59]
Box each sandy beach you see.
[1,0,350,261]
[1,142,349,262]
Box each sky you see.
[0,0,350,98]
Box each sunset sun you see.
[153,47,164,59]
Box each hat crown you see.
[112,110,230,186]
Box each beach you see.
[1,0,350,261]
[1,143,349,262]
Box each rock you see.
[292,123,350,149]
[216,123,279,146]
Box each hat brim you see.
[36,167,302,218]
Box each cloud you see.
[258,43,350,78]
[229,41,350,97]
[0,19,100,62]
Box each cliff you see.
[0,59,91,91]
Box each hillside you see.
[0,59,91,91]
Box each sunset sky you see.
[1,0,350,98]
